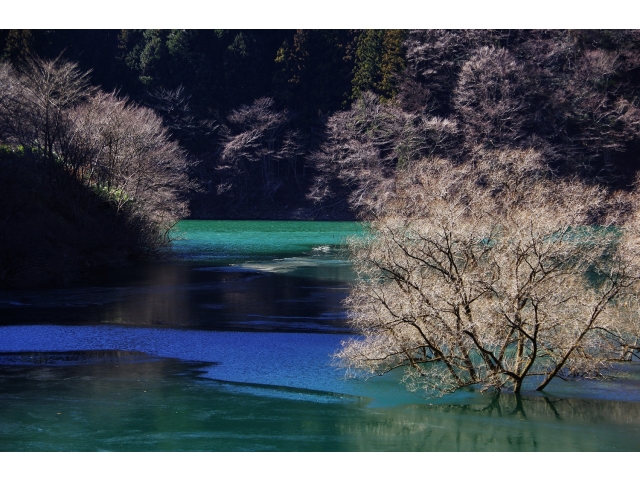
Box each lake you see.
[1,220,640,451]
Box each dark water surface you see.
[1,220,640,451]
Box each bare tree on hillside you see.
[217,97,302,205]
[453,47,529,150]
[399,30,502,116]
[70,91,194,244]
[145,85,218,147]
[308,92,458,214]
[0,56,95,162]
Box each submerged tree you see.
[336,149,640,395]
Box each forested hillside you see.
[2,29,640,287]
[0,29,416,218]
[3,29,639,220]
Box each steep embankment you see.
[0,148,151,289]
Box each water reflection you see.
[1,354,639,451]
[1,221,639,451]
[340,392,640,451]
[0,262,352,332]
[0,220,362,332]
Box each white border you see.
[1,1,638,28]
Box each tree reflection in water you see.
[0,221,638,451]
[0,352,639,451]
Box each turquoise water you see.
[1,220,640,451]
[170,219,364,265]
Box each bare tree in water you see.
[336,149,640,396]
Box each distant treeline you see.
[0,30,403,120]
[2,30,640,219]
[0,30,403,218]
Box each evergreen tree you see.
[351,30,406,101]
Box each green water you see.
[1,220,640,451]
[2,355,640,451]
[170,219,364,265]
